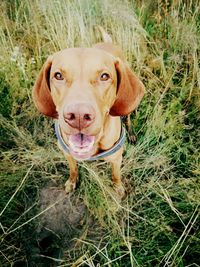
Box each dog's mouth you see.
[68,133,95,160]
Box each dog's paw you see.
[114,184,125,198]
[127,133,136,144]
[65,180,76,193]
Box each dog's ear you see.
[32,56,58,118]
[109,59,145,116]
[94,43,145,116]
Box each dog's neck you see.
[99,115,121,150]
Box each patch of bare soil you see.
[28,186,103,266]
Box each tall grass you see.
[0,0,199,266]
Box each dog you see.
[32,31,145,197]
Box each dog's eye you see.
[54,72,64,80]
[100,73,110,81]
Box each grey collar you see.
[54,120,126,161]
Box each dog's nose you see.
[63,103,95,130]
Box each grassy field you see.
[0,0,199,266]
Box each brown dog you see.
[32,37,145,197]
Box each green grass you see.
[0,0,200,266]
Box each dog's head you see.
[32,44,145,159]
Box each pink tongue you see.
[69,133,94,148]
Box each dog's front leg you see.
[64,153,78,193]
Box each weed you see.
[0,0,199,266]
